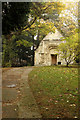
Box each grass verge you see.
[28,66,78,118]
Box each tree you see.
[54,2,78,37]
[23,2,64,29]
[57,33,78,67]
[2,35,18,67]
[2,2,31,35]
[55,16,77,37]
[24,19,55,43]
[2,31,33,67]
[2,2,64,36]
[74,31,80,64]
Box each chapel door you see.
[51,54,57,65]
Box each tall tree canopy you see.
[54,2,78,37]
[2,2,65,35]
[2,2,31,35]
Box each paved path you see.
[2,67,42,118]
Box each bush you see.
[4,62,11,67]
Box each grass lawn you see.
[28,66,78,118]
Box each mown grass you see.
[28,66,78,118]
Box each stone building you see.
[34,28,66,66]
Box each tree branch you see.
[22,17,37,31]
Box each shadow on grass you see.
[55,64,80,68]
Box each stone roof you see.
[43,28,63,41]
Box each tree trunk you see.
[66,62,69,67]
[37,30,40,48]
[19,57,22,66]
[32,35,34,66]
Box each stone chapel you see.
[34,28,66,66]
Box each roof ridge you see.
[43,28,63,41]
